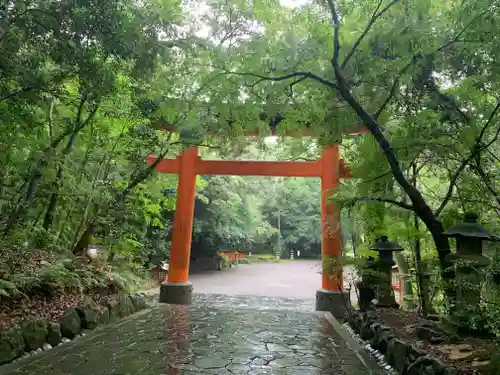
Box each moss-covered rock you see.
[118,294,134,317]
[406,355,447,375]
[60,309,81,339]
[386,338,409,373]
[21,319,48,351]
[98,307,110,325]
[129,294,147,311]
[103,294,145,323]
[47,322,62,347]
[107,300,120,321]
[0,326,25,365]
[75,298,100,329]
[127,295,137,313]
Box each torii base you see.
[159,282,193,305]
[315,289,351,320]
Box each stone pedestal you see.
[159,282,193,305]
[442,212,498,334]
[315,289,351,319]
[448,253,490,314]
[376,259,399,308]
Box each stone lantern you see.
[443,212,499,312]
[369,235,404,308]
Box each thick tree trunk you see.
[332,67,453,274]
[3,160,46,234]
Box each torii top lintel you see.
[159,123,368,137]
[147,155,352,178]
[148,123,365,179]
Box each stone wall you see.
[0,293,149,366]
[347,310,457,375]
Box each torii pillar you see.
[155,146,350,317]
[315,144,349,317]
[158,147,198,304]
[151,124,365,318]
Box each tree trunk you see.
[54,148,93,242]
[411,163,432,315]
[413,212,430,315]
[72,221,96,256]
[351,231,358,257]
[332,67,453,279]
[71,136,173,255]
[3,102,96,234]
[42,128,81,230]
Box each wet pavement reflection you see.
[0,294,381,375]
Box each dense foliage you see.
[179,0,500,329]
[2,0,500,347]
[0,0,185,296]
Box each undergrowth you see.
[0,246,147,303]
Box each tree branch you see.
[374,60,413,119]
[435,8,490,54]
[75,96,87,127]
[472,161,500,208]
[225,71,338,90]
[341,0,400,69]
[355,196,415,211]
[373,9,488,120]
[486,149,500,164]
[326,0,341,66]
[0,86,36,101]
[330,50,444,248]
[288,76,308,99]
[119,133,175,201]
[435,102,500,216]
[361,170,392,183]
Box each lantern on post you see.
[443,212,498,312]
[369,235,404,308]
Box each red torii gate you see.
[148,125,364,318]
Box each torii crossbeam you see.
[148,125,365,318]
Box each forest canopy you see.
[0,0,499,332]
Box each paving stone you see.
[0,294,383,375]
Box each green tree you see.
[0,0,190,295]
[180,0,500,298]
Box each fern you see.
[0,279,21,300]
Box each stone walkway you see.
[1,294,382,375]
[188,261,358,304]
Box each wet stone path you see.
[1,294,382,375]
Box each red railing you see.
[218,251,245,264]
[391,266,404,305]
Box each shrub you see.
[220,255,230,268]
